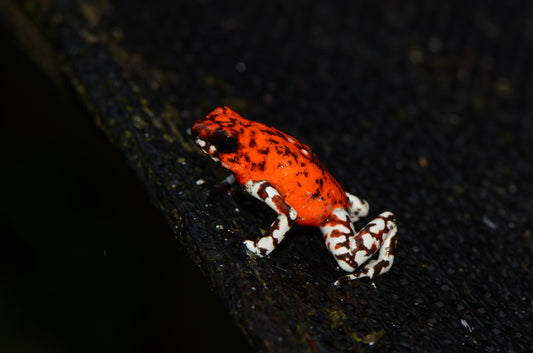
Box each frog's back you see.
[223,118,348,226]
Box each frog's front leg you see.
[320,209,398,280]
[222,174,236,186]
[243,180,298,257]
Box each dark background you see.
[0,21,251,353]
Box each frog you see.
[192,106,398,280]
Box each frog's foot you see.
[345,192,369,222]
[320,209,397,280]
[213,173,239,194]
[243,180,297,257]
[221,174,237,186]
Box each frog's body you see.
[192,106,398,280]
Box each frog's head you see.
[192,107,240,162]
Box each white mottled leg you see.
[342,219,397,281]
[345,192,369,222]
[242,180,297,257]
[320,209,397,281]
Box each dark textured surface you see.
[6,0,533,352]
[0,3,252,352]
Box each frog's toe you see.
[243,240,266,257]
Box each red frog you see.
[192,106,398,280]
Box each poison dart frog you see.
[192,106,398,280]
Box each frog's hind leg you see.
[345,192,369,222]
[320,209,398,280]
[242,180,298,257]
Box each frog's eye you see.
[212,129,238,154]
